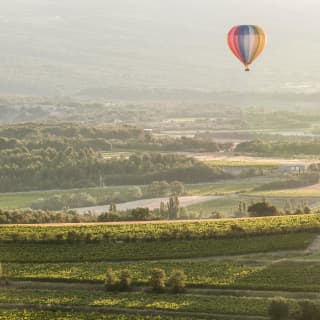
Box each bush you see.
[294,301,320,320]
[149,268,166,293]
[131,208,151,221]
[118,270,132,291]
[248,201,278,217]
[168,269,186,293]
[268,296,289,320]
[105,268,118,291]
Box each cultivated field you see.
[1,214,320,319]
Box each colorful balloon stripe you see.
[227,25,266,71]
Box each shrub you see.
[118,269,132,291]
[150,268,166,293]
[268,296,289,320]
[248,201,278,217]
[168,269,186,293]
[294,301,320,320]
[105,268,118,291]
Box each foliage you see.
[118,269,133,291]
[294,301,320,320]
[268,297,289,320]
[0,208,96,224]
[105,268,118,291]
[1,214,319,242]
[168,269,186,293]
[254,173,319,192]
[236,139,320,156]
[247,201,278,217]
[150,268,166,293]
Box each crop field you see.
[0,233,313,263]
[6,258,320,291]
[248,187,320,198]
[0,310,194,320]
[185,181,259,195]
[1,214,319,241]
[0,289,276,316]
[0,215,319,319]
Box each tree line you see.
[0,148,230,192]
[236,139,320,156]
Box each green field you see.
[0,289,274,317]
[1,214,319,242]
[185,182,258,196]
[6,257,320,291]
[0,310,194,320]
[186,197,240,217]
[248,188,320,198]
[0,311,192,320]
[1,215,319,319]
[0,186,138,210]
[0,233,313,263]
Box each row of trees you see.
[236,139,320,156]
[235,200,312,218]
[105,268,186,294]
[0,123,229,153]
[254,173,320,192]
[0,148,229,192]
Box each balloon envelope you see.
[227,25,266,71]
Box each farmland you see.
[1,215,320,319]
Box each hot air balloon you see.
[227,25,267,71]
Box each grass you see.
[0,186,141,209]
[185,183,257,196]
[185,197,240,217]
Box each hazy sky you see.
[0,0,319,95]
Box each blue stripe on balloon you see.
[238,25,250,64]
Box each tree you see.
[131,208,150,221]
[170,181,185,196]
[105,268,118,291]
[293,301,320,320]
[118,269,132,291]
[167,195,180,220]
[150,268,166,293]
[159,201,167,218]
[247,201,278,217]
[268,297,289,320]
[168,269,186,293]
[109,203,117,213]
